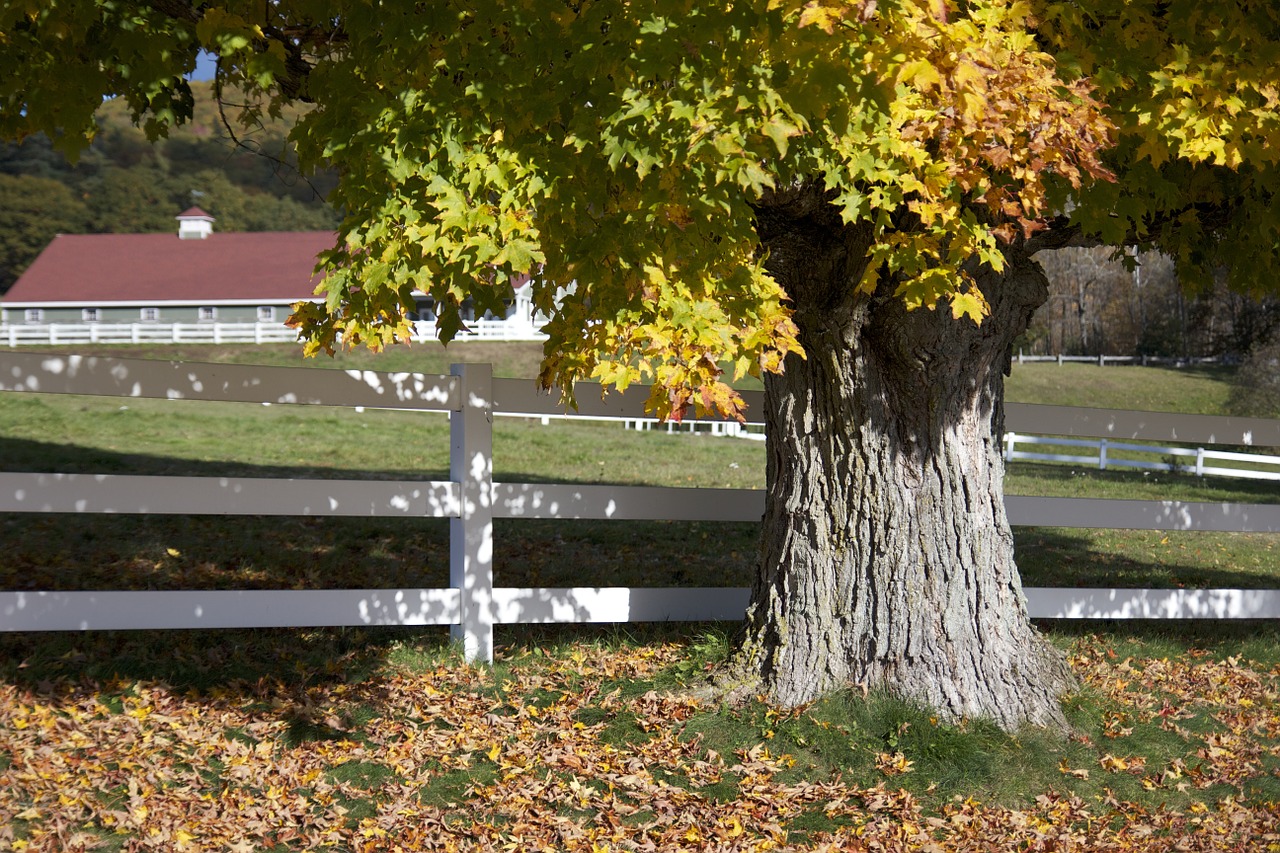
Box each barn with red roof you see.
[1,208,544,338]
[1,208,332,326]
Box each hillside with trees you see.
[0,80,337,293]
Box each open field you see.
[2,345,1279,850]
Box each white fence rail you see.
[1,352,1279,660]
[2,321,302,346]
[0,319,548,347]
[1005,433,1280,482]
[1014,352,1225,367]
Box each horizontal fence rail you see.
[0,473,461,517]
[1002,402,1280,448]
[0,319,549,346]
[1,321,301,347]
[1005,433,1280,481]
[0,350,459,410]
[1014,353,1226,367]
[1,352,1279,655]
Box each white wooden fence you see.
[1,352,1279,662]
[2,321,301,346]
[1014,352,1224,367]
[1005,433,1280,481]
[0,318,548,347]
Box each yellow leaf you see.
[166,547,181,557]
[797,0,845,33]
[1058,759,1089,780]
[487,743,501,762]
[899,59,943,92]
[950,289,988,324]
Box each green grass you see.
[1005,362,1237,413]
[2,345,1279,847]
[0,348,1276,594]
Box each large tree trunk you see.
[722,186,1076,731]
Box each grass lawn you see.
[2,345,1279,850]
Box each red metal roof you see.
[176,206,215,221]
[3,232,335,305]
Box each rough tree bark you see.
[721,185,1077,731]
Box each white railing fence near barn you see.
[1,352,1279,662]
[0,318,549,347]
[2,321,302,347]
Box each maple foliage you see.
[2,636,1279,851]
[1034,0,1280,295]
[0,0,1118,419]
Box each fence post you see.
[450,362,495,662]
[1099,438,1108,471]
[1004,431,1016,462]
[1195,447,1205,477]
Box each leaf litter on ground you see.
[1,631,1278,852]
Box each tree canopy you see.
[4,2,1276,411]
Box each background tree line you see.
[1027,248,1279,362]
[0,80,337,294]
[1025,247,1280,417]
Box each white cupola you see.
[176,206,215,240]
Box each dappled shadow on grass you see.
[0,625,451,703]
[0,434,449,481]
[0,433,760,592]
[1014,526,1280,590]
[0,513,452,591]
[495,519,757,590]
[0,515,757,592]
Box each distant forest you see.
[0,81,337,293]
